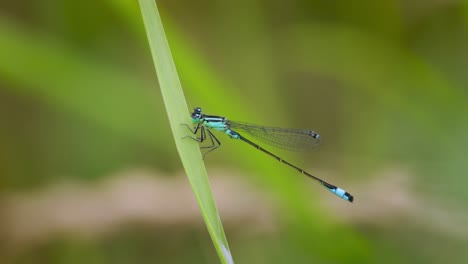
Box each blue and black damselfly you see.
[185,107,354,203]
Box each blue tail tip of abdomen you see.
[334,188,353,203]
[322,183,354,203]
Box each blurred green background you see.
[1,0,468,263]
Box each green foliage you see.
[1,0,468,264]
[138,0,232,263]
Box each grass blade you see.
[137,0,233,263]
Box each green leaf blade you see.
[138,0,233,263]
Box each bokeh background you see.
[1,0,468,263]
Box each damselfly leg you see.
[181,123,221,159]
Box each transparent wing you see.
[228,120,321,151]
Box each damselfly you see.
[185,107,354,202]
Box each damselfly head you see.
[191,107,203,122]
